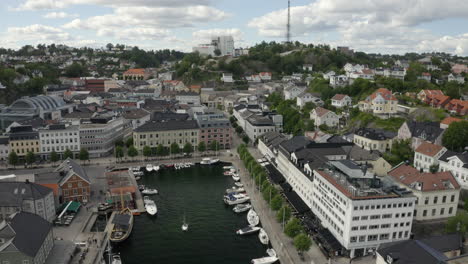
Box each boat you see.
[233,203,252,213]
[258,228,269,245]
[144,199,157,216]
[251,256,278,264]
[223,165,234,170]
[146,164,153,172]
[224,193,250,205]
[110,208,134,243]
[266,249,276,257]
[226,186,245,194]
[112,253,122,264]
[232,174,240,181]
[141,188,158,195]
[153,165,160,171]
[131,166,141,171]
[182,213,188,231]
[133,171,144,176]
[138,185,145,191]
[236,226,261,235]
[247,209,260,227]
[224,171,233,176]
[234,182,244,187]
[135,176,141,181]
[200,158,219,165]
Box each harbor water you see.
[116,164,267,264]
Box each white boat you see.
[234,182,244,187]
[135,176,141,181]
[200,158,219,165]
[232,174,240,181]
[251,256,278,264]
[224,193,250,205]
[236,226,261,235]
[112,254,122,264]
[131,166,141,171]
[146,164,153,172]
[258,228,269,245]
[141,188,158,195]
[138,185,145,191]
[153,165,159,171]
[144,199,157,215]
[133,171,144,176]
[233,203,252,213]
[223,165,234,170]
[143,196,151,203]
[226,187,245,194]
[182,213,188,231]
[247,209,260,227]
[266,249,276,257]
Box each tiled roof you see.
[331,94,348,101]
[441,117,462,126]
[314,107,331,117]
[415,142,445,157]
[8,212,52,257]
[369,88,397,101]
[388,164,460,191]
[124,68,145,75]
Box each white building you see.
[284,84,307,100]
[384,67,406,80]
[331,94,352,108]
[175,91,201,106]
[439,151,468,189]
[413,142,447,172]
[389,164,460,221]
[38,124,80,160]
[448,73,465,84]
[212,36,235,56]
[330,75,348,88]
[221,73,234,83]
[344,63,366,75]
[296,92,324,108]
[310,107,339,127]
[193,44,216,56]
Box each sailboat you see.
[182,213,188,231]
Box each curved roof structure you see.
[10,95,66,112]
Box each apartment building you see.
[8,126,39,157]
[353,128,396,153]
[38,123,80,160]
[193,109,232,149]
[133,120,199,152]
[413,142,447,172]
[389,164,459,221]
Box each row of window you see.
[12,148,39,154]
[40,131,78,137]
[353,201,413,211]
[416,207,454,217]
[42,145,79,152]
[350,230,408,244]
[418,194,456,205]
[42,138,78,144]
[312,200,344,237]
[351,221,411,232]
[352,212,412,221]
[315,177,347,207]
[11,141,39,147]
[139,132,197,139]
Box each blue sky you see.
[1,0,468,55]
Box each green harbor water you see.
[116,164,268,264]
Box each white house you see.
[417,72,431,82]
[221,73,234,83]
[175,91,201,106]
[389,164,460,221]
[344,63,366,75]
[283,84,307,100]
[296,92,324,108]
[448,73,465,84]
[310,107,339,127]
[330,75,348,88]
[259,72,272,81]
[349,69,375,80]
[439,151,468,189]
[323,71,336,80]
[413,142,447,172]
[38,124,81,160]
[384,67,406,80]
[303,64,313,71]
[331,94,352,108]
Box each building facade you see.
[353,128,396,153]
[8,126,40,158]
[38,124,80,160]
[193,110,232,149]
[413,142,447,172]
[439,151,468,189]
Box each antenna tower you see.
[287,0,291,43]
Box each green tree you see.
[198,141,206,152]
[183,143,193,154]
[294,233,312,252]
[270,194,283,211]
[277,205,292,223]
[285,218,304,238]
[115,146,124,160]
[79,148,89,162]
[170,143,180,155]
[50,150,59,163]
[209,140,220,151]
[8,151,18,168]
[25,151,36,166]
[125,137,134,148]
[127,146,138,159]
[383,140,414,166]
[442,121,468,152]
[235,126,243,134]
[64,62,88,77]
[242,135,250,144]
[214,49,222,56]
[445,211,468,234]
[63,148,73,159]
[115,139,124,148]
[143,145,152,158]
[156,144,166,156]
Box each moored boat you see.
[251,256,278,264]
[112,253,122,264]
[200,158,219,165]
[223,193,250,205]
[225,186,245,194]
[138,185,145,191]
[258,228,269,245]
[110,208,134,243]
[232,174,240,181]
[141,188,158,195]
[146,164,153,172]
[153,165,160,171]
[233,203,252,213]
[247,209,260,227]
[234,182,244,187]
[223,165,234,170]
[236,226,261,235]
[224,171,233,176]
[144,198,157,216]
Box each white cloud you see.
[43,11,78,19]
[98,27,169,40]
[7,24,72,42]
[17,0,210,10]
[248,0,468,54]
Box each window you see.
[370,215,380,220]
[442,196,447,203]
[381,224,390,229]
[380,234,389,240]
[432,209,436,216]
[423,210,427,217]
[351,226,358,231]
[440,208,445,215]
[449,207,453,214]
[361,216,368,220]
[369,225,379,230]
[352,216,359,221]
[424,197,429,205]
[451,195,455,202]
[433,196,438,204]
[359,236,366,242]
[368,235,378,241]
[360,226,367,230]
[350,236,357,243]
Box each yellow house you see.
[358,88,398,116]
[9,126,40,157]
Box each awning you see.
[265,164,286,184]
[280,182,292,192]
[284,191,310,214]
[66,201,81,213]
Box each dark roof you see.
[17,117,46,129]
[152,112,189,122]
[439,151,468,168]
[56,159,90,184]
[406,121,444,142]
[122,109,150,119]
[0,136,9,145]
[9,212,52,257]
[265,164,286,184]
[0,182,53,207]
[420,233,463,253]
[284,191,310,214]
[247,115,274,126]
[345,145,381,161]
[279,136,313,154]
[176,91,199,96]
[63,111,95,119]
[327,135,349,143]
[135,120,199,132]
[355,128,396,140]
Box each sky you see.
[1,0,468,55]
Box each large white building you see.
[38,123,80,159]
[389,164,460,221]
[212,36,235,56]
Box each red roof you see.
[123,68,145,75]
[415,142,445,157]
[314,107,331,117]
[441,117,462,126]
[422,89,444,98]
[259,72,272,76]
[421,72,431,76]
[331,94,348,101]
[369,88,397,101]
[388,164,460,192]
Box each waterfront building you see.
[193,109,232,149]
[388,164,459,221]
[38,124,80,160]
[8,126,39,158]
[0,212,54,264]
[0,181,55,222]
[133,120,199,152]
